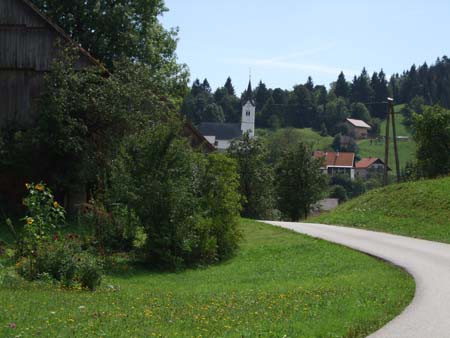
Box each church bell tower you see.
[241,80,255,138]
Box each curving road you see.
[262,221,450,338]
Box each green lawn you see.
[313,176,450,243]
[0,219,414,337]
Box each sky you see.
[161,0,450,94]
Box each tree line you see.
[181,56,450,136]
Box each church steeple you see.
[241,79,255,138]
[243,79,254,105]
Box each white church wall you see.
[204,135,216,144]
[241,101,255,138]
[216,139,231,151]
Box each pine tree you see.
[351,68,374,104]
[371,70,389,119]
[201,78,212,93]
[224,77,235,96]
[254,81,271,112]
[335,72,350,99]
[305,76,314,91]
[191,79,202,96]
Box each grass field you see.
[357,112,416,170]
[0,219,414,337]
[258,127,333,151]
[313,176,450,243]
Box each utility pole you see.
[389,98,401,182]
[383,100,391,186]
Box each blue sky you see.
[161,0,450,94]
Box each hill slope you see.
[313,177,450,243]
[357,111,416,170]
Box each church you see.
[197,81,255,150]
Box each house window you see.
[214,140,218,146]
[246,110,250,116]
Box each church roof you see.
[197,122,242,140]
[242,80,255,105]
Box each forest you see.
[181,57,450,137]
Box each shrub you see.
[77,200,141,252]
[16,235,102,290]
[34,239,78,285]
[15,183,102,290]
[330,185,348,202]
[75,252,103,290]
[413,105,450,178]
[109,125,242,268]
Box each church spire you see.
[243,79,254,104]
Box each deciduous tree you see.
[275,142,327,220]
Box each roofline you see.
[183,121,216,152]
[20,0,107,73]
[326,165,354,169]
[21,0,212,153]
[345,118,371,129]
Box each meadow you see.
[357,110,416,170]
[0,219,414,337]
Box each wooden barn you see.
[0,0,102,127]
[0,0,213,211]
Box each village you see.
[1,1,450,337]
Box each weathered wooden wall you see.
[0,0,93,126]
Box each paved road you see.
[262,221,450,338]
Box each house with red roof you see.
[355,157,390,179]
[313,151,356,180]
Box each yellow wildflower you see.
[53,201,59,208]
[26,217,34,225]
[35,184,44,191]
[25,183,31,189]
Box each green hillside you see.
[257,128,333,154]
[357,112,416,170]
[313,176,450,243]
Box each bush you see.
[413,105,450,178]
[77,200,141,252]
[75,252,103,290]
[330,185,348,202]
[15,183,102,290]
[330,175,366,199]
[16,235,102,290]
[109,125,242,268]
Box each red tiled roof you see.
[356,157,391,170]
[313,151,355,168]
[356,157,380,168]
